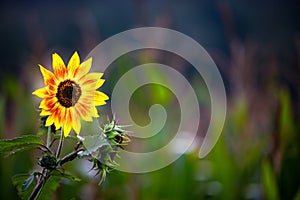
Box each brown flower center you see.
[56,80,82,108]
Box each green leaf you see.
[38,176,61,200]
[91,146,118,168]
[80,134,119,170]
[22,173,35,192]
[12,174,34,200]
[0,135,43,156]
[5,145,40,157]
[261,160,280,200]
[51,170,81,182]
[82,134,109,154]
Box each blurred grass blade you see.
[279,89,295,143]
[294,187,300,200]
[262,160,279,200]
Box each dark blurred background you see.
[0,0,299,199]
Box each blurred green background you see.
[0,0,299,199]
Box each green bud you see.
[102,120,130,146]
[39,153,57,170]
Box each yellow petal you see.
[63,109,72,137]
[39,99,46,109]
[79,73,103,89]
[39,64,57,86]
[67,51,80,79]
[76,57,93,79]
[32,87,48,98]
[40,109,51,116]
[93,107,99,118]
[63,124,71,137]
[52,53,67,80]
[54,107,65,130]
[75,103,93,121]
[96,79,105,89]
[72,110,81,134]
[47,83,57,94]
[45,114,55,126]
[94,91,109,106]
[40,97,57,110]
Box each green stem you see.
[56,126,64,158]
[46,126,51,148]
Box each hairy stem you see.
[46,126,51,148]
[28,171,49,200]
[60,148,84,166]
[56,127,64,158]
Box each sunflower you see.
[33,52,109,137]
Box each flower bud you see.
[39,153,57,170]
